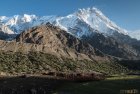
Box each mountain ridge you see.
[0,7,128,37]
[0,19,139,75]
[0,7,140,60]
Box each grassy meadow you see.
[54,75,140,94]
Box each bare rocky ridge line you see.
[0,24,110,62]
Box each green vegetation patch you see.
[0,51,135,75]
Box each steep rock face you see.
[111,32,140,54]
[82,32,140,60]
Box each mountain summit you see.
[0,7,128,37]
[54,7,128,37]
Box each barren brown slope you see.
[16,23,111,61]
[0,23,110,62]
[0,24,139,75]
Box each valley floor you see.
[0,75,139,94]
[54,75,140,94]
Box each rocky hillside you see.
[82,32,140,60]
[0,23,110,62]
[0,23,140,75]
[1,7,140,60]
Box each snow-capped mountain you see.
[129,30,140,40]
[0,7,128,38]
[0,7,140,60]
[0,14,36,34]
[54,7,128,37]
[0,14,57,34]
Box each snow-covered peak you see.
[23,14,37,22]
[0,14,54,34]
[0,7,128,38]
[5,14,38,26]
[50,7,128,37]
[74,7,128,35]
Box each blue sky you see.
[0,0,140,31]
